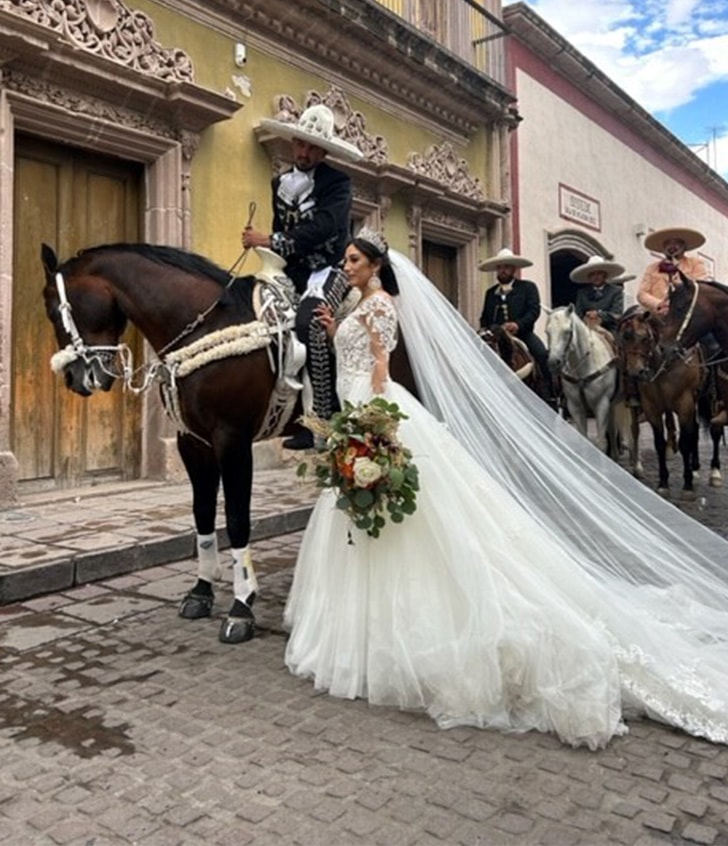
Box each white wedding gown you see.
[284,291,728,749]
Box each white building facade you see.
[503,3,728,324]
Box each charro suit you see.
[480,278,553,399]
[269,161,352,419]
[574,284,624,334]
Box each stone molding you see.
[407,142,485,202]
[1,0,194,82]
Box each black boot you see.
[282,429,314,450]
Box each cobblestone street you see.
[0,434,727,845]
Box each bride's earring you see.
[368,273,382,292]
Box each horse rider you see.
[242,104,362,450]
[479,247,556,406]
[637,226,710,316]
[636,226,722,418]
[570,254,625,338]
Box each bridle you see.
[51,270,159,393]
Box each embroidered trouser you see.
[295,269,350,419]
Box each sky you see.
[518,0,728,180]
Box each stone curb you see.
[0,505,312,604]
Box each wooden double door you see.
[12,135,144,489]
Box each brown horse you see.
[660,274,728,485]
[617,309,705,494]
[40,242,414,644]
[479,325,546,398]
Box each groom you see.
[243,104,362,449]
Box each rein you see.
[672,279,701,346]
[558,315,616,386]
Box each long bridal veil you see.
[390,250,728,636]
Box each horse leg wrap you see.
[196,532,221,583]
[232,547,258,607]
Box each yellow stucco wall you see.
[130,1,490,267]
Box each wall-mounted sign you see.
[559,184,601,231]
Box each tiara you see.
[356,226,388,255]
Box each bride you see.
[283,227,728,750]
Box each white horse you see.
[546,305,622,455]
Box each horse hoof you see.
[681,489,697,502]
[179,591,214,619]
[219,616,255,644]
[710,473,723,488]
[657,486,670,497]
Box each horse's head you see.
[659,273,708,354]
[41,244,126,396]
[617,311,658,381]
[545,305,575,374]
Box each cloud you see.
[519,0,728,164]
[521,0,728,112]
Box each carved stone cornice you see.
[407,142,486,202]
[1,0,193,82]
[0,1,241,133]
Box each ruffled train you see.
[284,377,728,749]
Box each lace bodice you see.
[335,294,398,382]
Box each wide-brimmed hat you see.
[644,227,705,253]
[570,255,625,284]
[479,248,533,272]
[259,104,363,162]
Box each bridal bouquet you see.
[297,398,420,539]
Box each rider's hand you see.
[503,321,519,335]
[242,227,270,249]
[656,300,670,316]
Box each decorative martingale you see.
[163,323,271,378]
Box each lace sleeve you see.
[359,295,398,352]
[358,295,398,393]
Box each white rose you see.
[353,457,383,487]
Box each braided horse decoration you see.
[41,241,419,644]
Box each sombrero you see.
[259,104,363,162]
[644,227,705,253]
[479,247,533,272]
[570,255,625,284]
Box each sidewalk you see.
[0,450,317,605]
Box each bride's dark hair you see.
[350,233,400,295]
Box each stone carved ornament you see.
[5,69,178,141]
[407,142,485,201]
[2,0,194,82]
[270,86,389,165]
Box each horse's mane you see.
[67,243,243,288]
[702,279,728,294]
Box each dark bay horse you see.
[479,325,545,398]
[42,242,419,644]
[617,309,707,494]
[42,242,296,643]
[660,274,728,486]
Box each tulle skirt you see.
[284,377,728,749]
